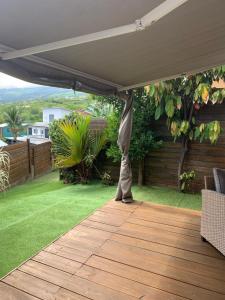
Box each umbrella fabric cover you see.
[115,92,133,203]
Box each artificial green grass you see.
[0,171,201,278]
[132,185,201,211]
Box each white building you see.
[28,122,49,138]
[28,108,72,139]
[43,108,72,123]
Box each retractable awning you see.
[1,0,225,95]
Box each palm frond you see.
[89,130,107,159]
[54,116,91,168]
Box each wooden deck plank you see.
[88,210,128,226]
[95,239,225,294]
[33,251,82,274]
[3,270,60,300]
[1,200,225,300]
[70,224,113,240]
[76,264,186,300]
[19,261,137,300]
[140,202,201,217]
[44,243,92,263]
[117,222,222,257]
[80,219,119,233]
[55,288,89,300]
[133,208,200,226]
[64,274,138,300]
[62,227,111,245]
[86,256,225,300]
[109,236,225,281]
[55,235,102,252]
[111,234,225,271]
[127,213,200,231]
[19,261,72,286]
[0,282,39,300]
[127,216,200,237]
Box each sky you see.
[0,72,38,89]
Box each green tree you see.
[87,102,113,118]
[150,65,225,190]
[99,88,161,186]
[4,106,23,142]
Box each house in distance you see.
[28,108,72,139]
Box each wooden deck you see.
[1,200,225,300]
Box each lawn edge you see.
[0,198,115,280]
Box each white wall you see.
[31,126,46,138]
[43,108,71,123]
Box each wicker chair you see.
[201,170,225,256]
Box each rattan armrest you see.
[202,189,225,200]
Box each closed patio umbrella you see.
[115,92,133,203]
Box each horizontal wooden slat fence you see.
[147,102,225,191]
[3,142,30,186]
[99,102,225,192]
[3,140,52,188]
[145,141,225,191]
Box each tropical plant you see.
[98,88,162,186]
[101,171,114,186]
[4,106,23,142]
[149,65,225,190]
[51,114,106,183]
[179,170,196,192]
[0,148,10,192]
[50,112,82,154]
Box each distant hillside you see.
[0,86,86,103]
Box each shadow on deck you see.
[1,200,225,300]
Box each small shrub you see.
[59,167,80,184]
[179,170,196,193]
[101,171,114,186]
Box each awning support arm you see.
[0,0,188,61]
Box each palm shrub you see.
[4,106,23,142]
[0,148,10,192]
[51,114,106,183]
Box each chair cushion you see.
[213,168,225,194]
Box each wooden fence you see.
[30,142,52,178]
[3,140,52,187]
[99,102,225,192]
[145,141,225,192]
[147,102,225,191]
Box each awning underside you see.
[1,0,225,94]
